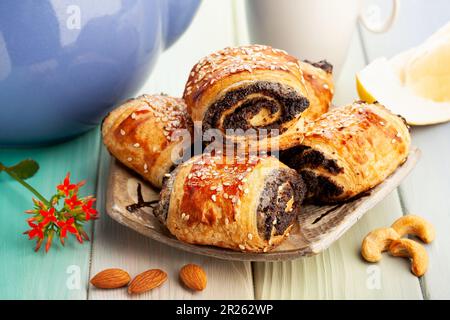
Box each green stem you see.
[0,162,50,206]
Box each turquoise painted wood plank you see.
[0,129,100,299]
[88,0,255,300]
[89,147,254,300]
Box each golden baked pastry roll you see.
[280,102,411,203]
[300,60,334,121]
[154,153,306,252]
[183,45,333,149]
[102,94,192,188]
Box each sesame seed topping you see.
[211,194,217,202]
[391,139,396,144]
[127,157,133,162]
[225,218,229,225]
[323,83,329,90]
[133,143,140,148]
[223,193,229,199]
[181,213,186,219]
[120,129,126,136]
[185,45,299,100]
[138,94,190,143]
[239,244,245,251]
[273,218,277,225]
[131,113,137,119]
[247,233,253,240]
[244,188,249,194]
[144,163,148,170]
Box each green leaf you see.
[7,159,40,180]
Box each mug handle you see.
[359,0,399,33]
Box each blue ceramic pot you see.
[0,0,200,146]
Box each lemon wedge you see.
[357,22,450,125]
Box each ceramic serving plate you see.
[105,147,420,261]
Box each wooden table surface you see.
[1,1,449,300]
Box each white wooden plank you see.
[397,126,450,299]
[360,2,450,299]
[254,192,423,299]
[251,30,423,299]
[89,0,254,299]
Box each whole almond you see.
[128,269,167,295]
[90,268,131,289]
[179,264,207,291]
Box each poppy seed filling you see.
[203,81,309,134]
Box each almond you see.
[179,264,207,291]
[90,268,131,289]
[128,269,167,295]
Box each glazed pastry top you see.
[303,102,410,158]
[184,45,304,99]
[102,94,192,188]
[179,153,262,227]
[287,101,411,202]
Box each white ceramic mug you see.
[245,0,399,77]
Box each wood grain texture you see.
[0,129,100,299]
[89,0,254,300]
[90,146,254,300]
[253,191,424,299]
[398,125,450,299]
[251,29,424,299]
[360,2,450,298]
[105,147,419,261]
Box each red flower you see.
[24,221,44,240]
[57,218,78,239]
[57,173,78,196]
[39,207,57,226]
[65,195,82,210]
[32,198,46,210]
[45,231,54,253]
[81,199,97,221]
[19,169,95,252]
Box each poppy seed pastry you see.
[102,94,193,188]
[155,153,306,252]
[280,101,411,203]
[183,45,333,149]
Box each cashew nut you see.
[361,227,400,262]
[391,215,435,244]
[389,239,429,277]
